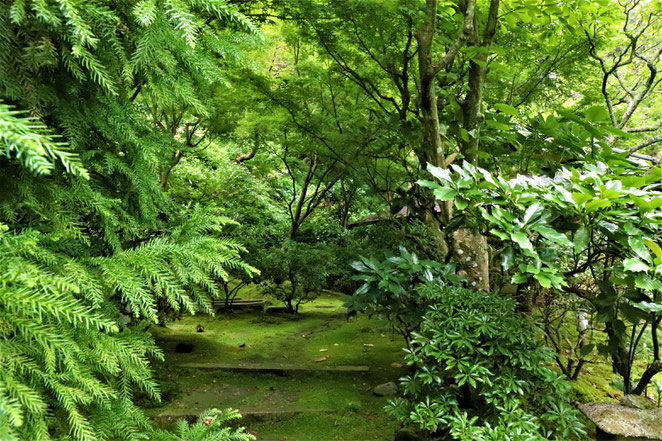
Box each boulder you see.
[580,401,662,440]
[373,382,398,397]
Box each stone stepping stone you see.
[175,362,370,374]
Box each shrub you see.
[390,285,586,441]
[346,247,462,346]
[259,241,330,312]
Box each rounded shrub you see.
[390,285,586,441]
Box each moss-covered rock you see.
[580,402,662,440]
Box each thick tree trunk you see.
[452,229,489,291]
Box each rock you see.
[373,382,398,397]
[580,401,662,440]
[621,394,656,410]
[393,428,419,441]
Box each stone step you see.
[174,362,370,375]
[153,407,333,424]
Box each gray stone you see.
[372,382,398,397]
[393,428,420,441]
[621,394,656,410]
[580,401,662,440]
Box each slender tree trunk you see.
[414,0,454,258]
[160,150,182,190]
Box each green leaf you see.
[523,202,542,224]
[433,187,458,201]
[571,192,592,206]
[428,165,452,183]
[623,258,650,273]
[454,198,468,210]
[585,105,610,123]
[511,232,534,253]
[628,237,651,262]
[634,274,657,291]
[512,273,531,283]
[644,240,662,260]
[486,120,511,131]
[579,344,595,357]
[585,199,611,211]
[534,225,572,247]
[534,272,552,288]
[621,303,648,323]
[494,103,518,117]
[574,227,590,254]
[635,302,662,313]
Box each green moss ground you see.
[144,292,404,441]
[144,290,662,440]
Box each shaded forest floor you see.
[141,291,641,441]
[142,292,405,441]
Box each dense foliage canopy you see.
[2,0,662,440]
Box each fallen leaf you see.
[363,343,374,347]
[320,348,328,352]
[333,343,339,346]
[315,355,329,362]
[391,363,404,368]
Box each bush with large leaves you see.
[346,247,463,346]
[421,145,662,394]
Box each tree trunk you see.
[452,229,489,291]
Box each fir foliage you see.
[0,1,257,440]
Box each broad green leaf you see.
[454,198,468,210]
[585,199,611,211]
[635,302,662,313]
[512,273,531,283]
[534,225,572,247]
[628,237,651,262]
[644,240,662,260]
[585,105,610,123]
[634,274,658,291]
[486,120,510,131]
[511,232,534,253]
[494,103,518,116]
[571,192,592,206]
[428,165,452,183]
[579,344,595,357]
[534,273,552,288]
[623,258,650,273]
[523,202,542,224]
[433,187,458,201]
[574,227,589,253]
